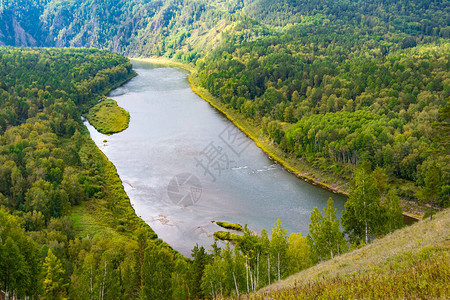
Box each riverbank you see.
[188,72,350,196]
[72,69,160,242]
[129,56,428,220]
[187,74,427,220]
[130,57,349,195]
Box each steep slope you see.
[1,0,448,57]
[255,208,449,298]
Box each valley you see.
[0,0,448,299]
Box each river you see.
[84,61,346,256]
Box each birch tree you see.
[342,166,382,245]
[308,198,347,262]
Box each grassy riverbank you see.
[86,97,130,135]
[70,134,157,240]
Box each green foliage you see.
[190,244,212,299]
[142,246,175,300]
[258,207,450,299]
[201,220,314,298]
[216,221,243,231]
[383,189,404,233]
[308,198,347,263]
[201,37,449,188]
[342,166,383,244]
[342,166,406,245]
[213,230,242,242]
[0,48,170,299]
[43,249,67,300]
[416,161,443,219]
[0,1,448,298]
[270,219,289,282]
[286,232,312,275]
[0,208,42,298]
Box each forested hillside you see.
[1,0,449,57]
[199,35,449,205]
[0,48,193,299]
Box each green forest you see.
[0,0,449,298]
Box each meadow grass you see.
[86,98,130,135]
[251,208,449,299]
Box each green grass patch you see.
[215,221,243,231]
[86,97,130,135]
[213,231,242,243]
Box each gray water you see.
[85,61,346,256]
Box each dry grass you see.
[249,208,450,299]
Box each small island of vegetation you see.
[215,221,243,232]
[86,97,130,135]
[213,231,242,243]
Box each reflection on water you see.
[85,61,346,256]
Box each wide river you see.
[85,61,346,256]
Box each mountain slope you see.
[255,208,449,299]
[1,0,449,57]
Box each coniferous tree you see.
[141,246,174,300]
[189,244,211,299]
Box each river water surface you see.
[85,61,346,256]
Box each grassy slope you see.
[253,209,449,299]
[86,98,130,135]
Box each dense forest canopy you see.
[0,48,198,299]
[1,0,449,57]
